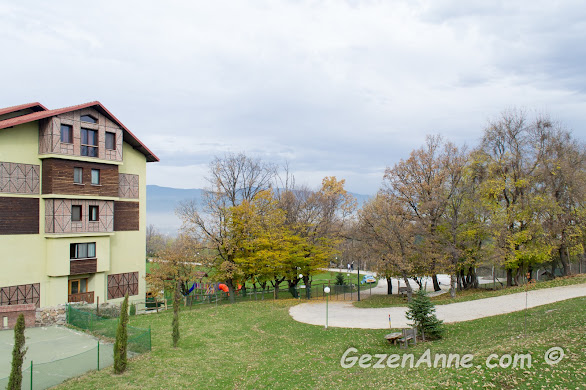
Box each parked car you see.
[361,275,376,284]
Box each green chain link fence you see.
[0,305,151,390]
[67,304,151,354]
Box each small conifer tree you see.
[405,289,444,340]
[114,294,129,374]
[8,314,27,390]
[172,279,181,348]
[335,273,346,286]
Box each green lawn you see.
[353,274,586,308]
[57,293,585,389]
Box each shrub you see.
[335,273,346,286]
[405,289,444,340]
[129,302,137,316]
[114,294,129,374]
[8,314,27,390]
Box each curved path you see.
[289,283,586,329]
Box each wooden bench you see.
[385,328,417,348]
[398,287,410,296]
[384,332,403,345]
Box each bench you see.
[398,287,410,296]
[385,327,417,348]
[384,332,403,345]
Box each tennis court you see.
[0,326,113,389]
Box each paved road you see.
[288,283,586,329]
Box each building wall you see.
[109,143,147,303]
[39,107,123,162]
[42,158,119,197]
[45,199,114,233]
[0,113,148,308]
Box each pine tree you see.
[172,279,180,348]
[114,294,129,374]
[335,273,346,286]
[405,289,444,340]
[8,314,27,390]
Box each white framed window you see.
[91,169,100,185]
[74,167,83,184]
[89,205,99,222]
[70,242,96,259]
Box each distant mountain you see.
[146,185,371,234]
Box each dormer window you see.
[80,115,97,123]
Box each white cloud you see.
[2,0,586,194]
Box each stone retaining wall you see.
[35,304,67,327]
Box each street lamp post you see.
[357,260,360,302]
[298,274,303,300]
[324,286,330,329]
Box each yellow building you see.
[0,102,158,309]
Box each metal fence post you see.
[149,325,152,351]
[30,361,33,390]
[97,340,100,371]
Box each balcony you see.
[68,291,94,304]
[70,258,97,275]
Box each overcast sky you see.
[2,0,586,194]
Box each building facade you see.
[0,102,158,309]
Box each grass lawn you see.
[57,293,585,389]
[354,274,586,308]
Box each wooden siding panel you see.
[114,201,139,231]
[42,158,118,197]
[0,197,39,234]
[70,259,97,275]
[107,272,139,299]
[0,283,40,307]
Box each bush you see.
[8,314,27,390]
[129,302,136,316]
[405,289,444,340]
[114,294,129,374]
[335,273,346,286]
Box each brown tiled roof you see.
[0,102,48,116]
[0,101,159,162]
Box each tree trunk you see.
[468,266,478,289]
[303,275,312,299]
[173,281,181,347]
[514,268,521,286]
[460,269,468,289]
[506,269,513,287]
[450,274,456,298]
[386,277,393,295]
[401,273,413,301]
[431,274,441,292]
[559,247,569,276]
[226,279,235,303]
[287,279,299,298]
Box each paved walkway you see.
[289,283,586,329]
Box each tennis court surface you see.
[0,325,113,389]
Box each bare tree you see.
[177,153,277,302]
[383,135,464,291]
[358,192,416,296]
